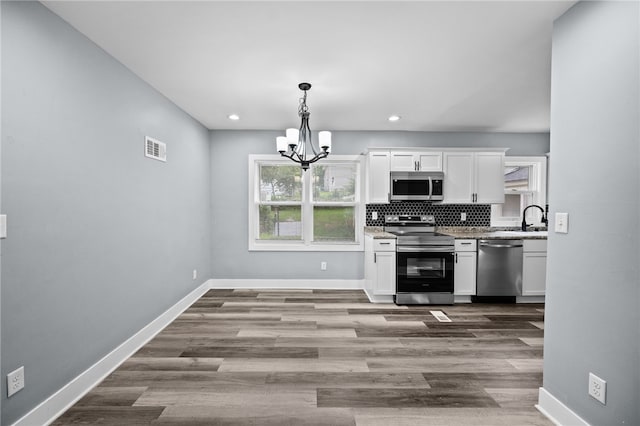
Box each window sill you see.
[249,241,364,252]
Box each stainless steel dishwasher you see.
[476,240,523,296]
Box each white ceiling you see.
[42,1,575,133]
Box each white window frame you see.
[248,154,364,251]
[491,156,547,227]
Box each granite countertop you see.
[364,226,396,239]
[364,226,547,240]
[437,226,548,240]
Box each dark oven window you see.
[406,258,447,279]
[397,251,454,293]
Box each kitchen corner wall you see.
[543,2,639,425]
[1,2,212,425]
[209,130,549,279]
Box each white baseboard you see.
[363,289,394,303]
[12,280,212,426]
[536,387,590,426]
[209,278,364,290]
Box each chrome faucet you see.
[521,204,548,231]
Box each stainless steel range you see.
[384,215,455,305]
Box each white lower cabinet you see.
[364,235,396,300]
[522,240,547,296]
[372,251,396,295]
[454,239,477,295]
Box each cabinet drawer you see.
[373,239,396,252]
[523,239,547,252]
[455,239,477,252]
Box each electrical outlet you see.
[460,212,466,221]
[371,211,378,220]
[7,366,24,397]
[192,269,197,280]
[320,261,327,271]
[589,372,606,404]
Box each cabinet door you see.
[374,251,396,295]
[522,252,547,296]
[443,152,474,203]
[417,153,443,171]
[475,152,505,204]
[364,236,374,292]
[389,152,417,171]
[367,152,390,203]
[454,251,476,295]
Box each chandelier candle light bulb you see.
[276,83,331,171]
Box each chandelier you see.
[276,82,331,171]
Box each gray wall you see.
[1,2,212,424]
[210,130,549,279]
[544,2,639,425]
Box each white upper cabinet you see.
[367,152,390,203]
[442,152,474,203]
[443,151,505,204]
[367,148,505,205]
[390,152,442,171]
[475,152,505,204]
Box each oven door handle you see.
[397,246,455,253]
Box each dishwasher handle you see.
[479,240,523,248]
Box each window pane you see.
[259,205,302,240]
[504,166,531,191]
[312,164,357,202]
[502,193,523,217]
[313,206,355,242]
[260,165,302,202]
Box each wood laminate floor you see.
[53,290,551,425]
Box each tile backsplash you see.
[366,203,491,227]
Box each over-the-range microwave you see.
[389,171,444,202]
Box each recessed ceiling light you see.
[228,114,240,121]
[388,115,401,122]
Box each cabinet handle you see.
[461,242,472,245]
[379,242,391,245]
[374,253,377,263]
[455,253,458,263]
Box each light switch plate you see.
[555,212,568,233]
[0,215,6,239]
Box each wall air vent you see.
[145,136,167,162]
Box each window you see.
[491,156,547,227]
[249,155,363,251]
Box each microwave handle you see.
[428,176,433,201]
